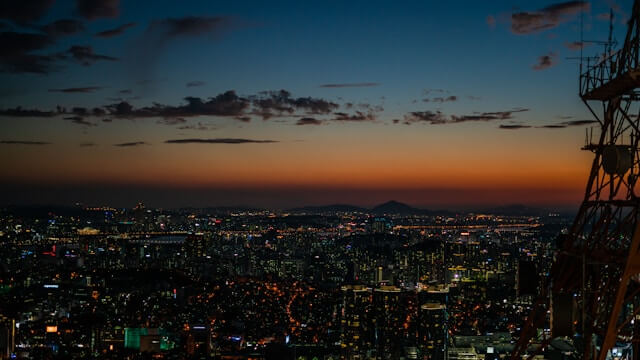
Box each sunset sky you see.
[0,0,630,209]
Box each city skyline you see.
[0,0,628,208]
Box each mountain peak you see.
[372,200,423,214]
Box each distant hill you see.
[371,200,428,215]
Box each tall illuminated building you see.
[341,285,372,358]
[418,303,447,360]
[373,286,405,358]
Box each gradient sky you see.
[0,0,632,209]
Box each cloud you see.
[157,118,187,126]
[564,41,589,50]
[0,106,55,117]
[118,89,132,94]
[487,15,497,28]
[422,89,447,96]
[540,119,597,128]
[79,142,96,147]
[0,140,50,145]
[95,22,136,37]
[107,90,250,118]
[333,111,376,122]
[48,86,102,93]
[499,124,531,129]
[511,1,589,34]
[564,119,596,126]
[296,117,323,125]
[67,45,117,65]
[41,19,85,37]
[114,141,147,147]
[403,111,447,125]
[423,95,457,103]
[64,116,97,127]
[165,138,277,144]
[131,16,234,80]
[251,89,339,119]
[76,0,119,20]
[0,31,58,73]
[403,108,529,125]
[0,89,343,123]
[186,81,206,87]
[0,0,54,24]
[148,16,230,38]
[533,52,556,70]
[319,82,379,88]
[177,122,212,131]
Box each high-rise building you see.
[373,286,405,358]
[341,285,372,358]
[418,303,447,360]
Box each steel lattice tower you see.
[512,1,640,360]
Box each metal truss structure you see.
[512,1,640,359]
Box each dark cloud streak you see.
[296,117,323,125]
[511,1,589,35]
[114,141,147,147]
[0,140,50,145]
[95,22,136,37]
[165,138,278,144]
[48,86,102,93]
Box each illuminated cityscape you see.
[0,203,568,358]
[4,0,640,359]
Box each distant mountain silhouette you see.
[371,200,427,215]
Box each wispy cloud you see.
[332,111,376,122]
[114,141,148,147]
[564,41,589,50]
[499,124,531,129]
[64,116,96,127]
[423,95,457,103]
[67,45,117,65]
[533,52,556,70]
[1,140,50,145]
[49,86,102,93]
[95,22,136,37]
[165,138,278,144]
[539,119,597,129]
[401,108,529,125]
[510,1,589,35]
[296,117,323,125]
